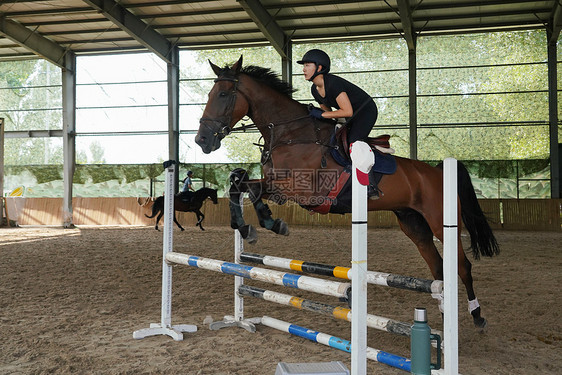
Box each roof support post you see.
[281,39,292,85]
[397,0,418,159]
[62,52,77,228]
[396,0,416,50]
[408,47,418,160]
[548,1,562,45]
[167,46,180,193]
[546,29,559,199]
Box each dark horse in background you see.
[195,56,499,329]
[146,187,218,231]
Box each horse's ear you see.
[209,60,222,76]
[231,55,243,74]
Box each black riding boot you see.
[367,172,380,200]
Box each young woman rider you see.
[297,49,378,144]
[297,49,379,198]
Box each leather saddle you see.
[330,126,397,175]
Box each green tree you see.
[88,141,106,164]
[1,60,63,165]
[416,30,551,161]
[478,30,550,159]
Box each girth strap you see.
[307,170,351,215]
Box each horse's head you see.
[196,55,250,154]
[209,188,218,204]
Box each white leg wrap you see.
[468,298,480,313]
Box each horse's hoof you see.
[238,225,258,244]
[180,228,185,232]
[272,219,289,236]
[474,317,487,332]
[242,225,258,245]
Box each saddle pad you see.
[330,147,396,175]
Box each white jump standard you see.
[133,160,197,341]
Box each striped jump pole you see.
[261,316,411,372]
[239,284,443,340]
[240,252,443,296]
[165,252,351,300]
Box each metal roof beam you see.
[416,0,547,11]
[396,0,416,50]
[2,7,94,17]
[46,16,410,40]
[0,15,68,68]
[82,0,174,63]
[237,0,289,58]
[548,0,562,45]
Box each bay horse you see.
[145,187,218,231]
[195,56,499,329]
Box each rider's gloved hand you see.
[308,106,324,120]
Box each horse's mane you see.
[219,63,295,98]
[242,65,295,98]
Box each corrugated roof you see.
[0,0,560,65]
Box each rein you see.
[203,74,337,165]
[260,117,336,165]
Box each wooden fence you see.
[3,197,561,231]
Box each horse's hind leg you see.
[155,212,163,231]
[394,208,445,283]
[398,208,487,329]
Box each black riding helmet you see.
[187,170,193,176]
[297,49,331,81]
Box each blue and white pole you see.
[165,253,351,299]
[262,316,412,372]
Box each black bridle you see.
[199,76,241,140]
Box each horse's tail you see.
[136,197,152,207]
[438,161,500,260]
[144,196,163,218]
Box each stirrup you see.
[367,185,380,200]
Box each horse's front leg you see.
[173,213,185,231]
[228,168,288,244]
[247,182,289,237]
[229,169,258,244]
[229,189,258,244]
[195,210,205,231]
